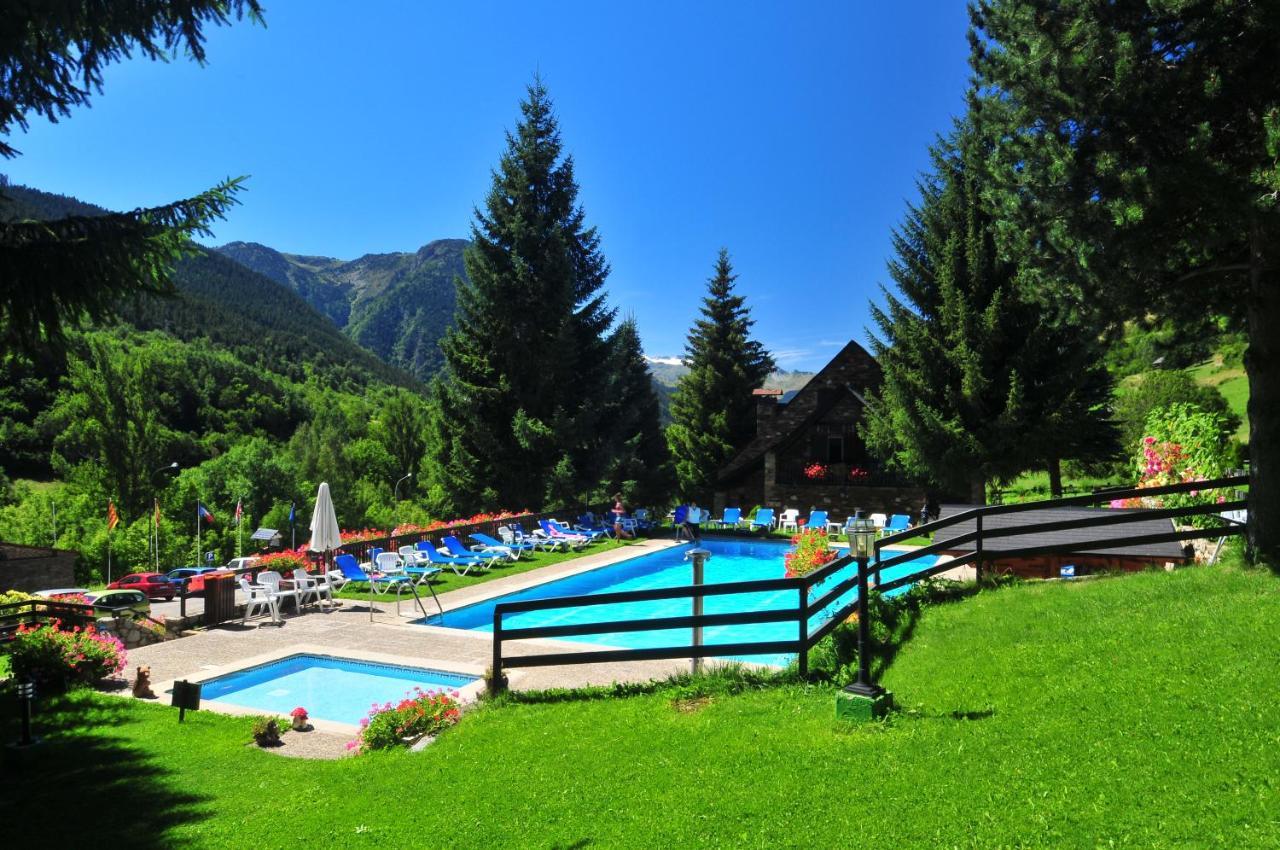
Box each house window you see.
[827,435,845,463]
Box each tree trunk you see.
[1047,456,1063,499]
[969,473,987,506]
[1247,224,1280,567]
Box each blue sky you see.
[6,1,972,371]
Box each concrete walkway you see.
[119,538,699,756]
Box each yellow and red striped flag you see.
[107,500,119,531]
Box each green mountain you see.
[217,239,467,381]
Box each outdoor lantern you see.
[851,518,877,560]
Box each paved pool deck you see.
[118,538,699,756]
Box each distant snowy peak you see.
[644,355,686,366]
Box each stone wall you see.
[767,483,927,520]
[0,542,78,592]
[97,615,171,650]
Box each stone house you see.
[1,541,78,592]
[714,340,924,519]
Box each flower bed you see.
[9,621,127,689]
[348,688,462,753]
[784,529,837,578]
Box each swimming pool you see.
[420,539,938,666]
[200,654,479,725]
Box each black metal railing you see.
[488,475,1248,693]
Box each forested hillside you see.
[218,238,466,380]
[0,183,437,577]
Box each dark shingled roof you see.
[935,504,1190,560]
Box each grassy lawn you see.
[997,469,1125,504]
[3,559,1277,846]
[333,537,641,603]
[1190,358,1250,441]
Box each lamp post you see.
[394,472,412,530]
[836,518,891,721]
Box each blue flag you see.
[289,501,296,524]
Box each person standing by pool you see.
[612,493,634,539]
[685,501,703,544]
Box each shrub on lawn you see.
[9,621,126,690]
[349,688,461,753]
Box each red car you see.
[108,572,176,600]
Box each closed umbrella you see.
[307,482,342,556]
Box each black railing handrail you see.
[489,475,1248,691]
[877,474,1248,549]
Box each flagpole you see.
[196,499,200,567]
[107,527,112,585]
[237,498,243,559]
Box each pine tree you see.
[970,0,1279,560]
[427,80,615,513]
[596,318,673,507]
[0,3,260,354]
[862,125,1115,502]
[666,249,775,498]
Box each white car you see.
[225,557,260,571]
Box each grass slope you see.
[3,563,1277,847]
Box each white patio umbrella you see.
[307,481,342,555]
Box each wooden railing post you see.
[797,582,809,680]
[975,513,984,586]
[490,605,506,695]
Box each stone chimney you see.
[752,388,783,435]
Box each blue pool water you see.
[201,654,478,725]
[420,539,937,667]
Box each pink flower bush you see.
[10,620,127,688]
[348,687,462,753]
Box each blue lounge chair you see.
[575,514,615,538]
[881,514,911,536]
[711,507,742,528]
[804,510,830,533]
[334,553,411,594]
[550,518,606,542]
[539,519,592,547]
[747,507,775,531]
[415,540,491,576]
[396,546,444,584]
[470,532,534,558]
[633,508,654,530]
[443,534,511,563]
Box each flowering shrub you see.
[256,550,310,573]
[803,463,828,481]
[848,467,870,481]
[392,510,533,537]
[1109,403,1235,526]
[783,529,837,578]
[50,592,92,606]
[348,688,462,752]
[338,528,390,544]
[9,621,127,688]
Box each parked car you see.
[225,556,260,571]
[32,588,149,616]
[108,572,176,600]
[84,589,151,616]
[163,566,218,589]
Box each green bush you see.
[9,622,127,690]
[1112,370,1237,474]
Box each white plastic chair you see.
[238,576,280,624]
[870,513,888,530]
[779,509,800,533]
[258,571,302,614]
[292,568,331,608]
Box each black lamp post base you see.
[835,687,893,722]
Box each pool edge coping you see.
[128,644,495,734]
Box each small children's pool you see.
[418,538,938,667]
[200,654,478,726]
